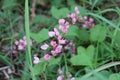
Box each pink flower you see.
[84,16,87,20]
[67,14,71,18]
[41,43,49,50]
[59,19,65,25]
[23,36,26,40]
[72,18,77,24]
[89,17,94,22]
[64,45,70,50]
[50,41,57,47]
[55,45,62,53]
[58,69,62,74]
[54,28,60,36]
[70,13,76,18]
[57,75,64,80]
[59,25,63,30]
[82,24,87,28]
[59,39,66,44]
[48,31,55,37]
[71,77,75,80]
[72,45,76,54]
[33,56,40,64]
[91,23,95,27]
[44,54,51,61]
[75,6,80,14]
[68,72,72,77]
[18,45,24,50]
[61,26,68,33]
[13,50,17,54]
[85,21,90,25]
[51,50,57,56]
[15,40,19,45]
[57,35,62,40]
[65,21,69,26]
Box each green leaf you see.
[51,6,70,19]
[48,57,61,66]
[33,15,56,26]
[70,54,90,66]
[71,45,95,66]
[109,73,120,80]
[79,29,89,41]
[2,0,16,9]
[90,25,106,42]
[65,25,80,38]
[0,54,12,66]
[33,62,46,75]
[30,28,49,43]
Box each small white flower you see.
[41,43,49,50]
[33,56,40,64]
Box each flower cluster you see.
[13,36,33,54]
[67,6,95,28]
[82,17,95,28]
[57,69,75,80]
[67,6,80,24]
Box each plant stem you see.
[63,54,69,79]
[79,61,120,80]
[25,0,35,80]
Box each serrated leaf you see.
[90,25,106,42]
[109,73,120,80]
[30,28,49,43]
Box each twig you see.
[3,70,10,79]
[0,66,10,71]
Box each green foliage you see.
[79,29,89,41]
[90,25,107,42]
[33,15,56,26]
[51,6,70,19]
[0,53,12,66]
[30,28,50,43]
[2,0,16,9]
[70,45,95,66]
[109,73,120,80]
[65,25,80,38]
[48,57,61,66]
[33,62,47,75]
